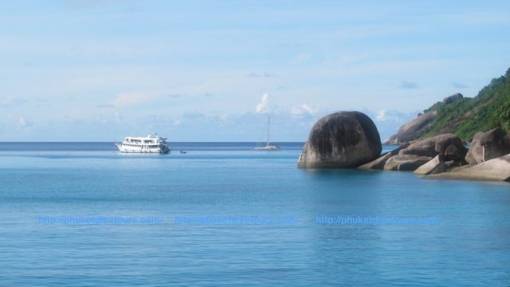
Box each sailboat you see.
[254,114,280,151]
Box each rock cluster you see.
[430,154,510,182]
[358,144,408,170]
[361,133,467,172]
[442,93,463,104]
[384,155,431,171]
[385,93,465,145]
[400,133,466,160]
[430,128,510,182]
[298,109,510,182]
[385,111,437,145]
[387,129,510,182]
[465,128,510,164]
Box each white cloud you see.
[114,92,155,108]
[376,110,387,121]
[374,109,414,123]
[440,11,510,26]
[293,53,313,64]
[400,81,419,90]
[17,116,32,128]
[173,119,182,126]
[255,93,269,113]
[0,97,29,108]
[246,72,274,78]
[291,104,316,116]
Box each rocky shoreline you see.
[298,111,510,183]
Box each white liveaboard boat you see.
[254,114,280,151]
[116,134,170,154]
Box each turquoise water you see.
[0,142,509,286]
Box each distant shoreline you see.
[0,141,313,152]
[0,141,308,144]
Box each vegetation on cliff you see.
[423,68,510,140]
[392,67,510,142]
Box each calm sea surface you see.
[0,142,509,286]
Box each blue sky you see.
[1,0,509,141]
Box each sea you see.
[0,142,509,286]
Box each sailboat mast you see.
[266,114,271,146]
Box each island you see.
[298,67,510,182]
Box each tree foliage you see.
[420,68,510,141]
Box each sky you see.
[1,0,509,141]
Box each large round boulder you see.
[297,111,382,168]
[465,128,510,164]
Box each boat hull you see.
[116,144,170,154]
[254,145,280,151]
